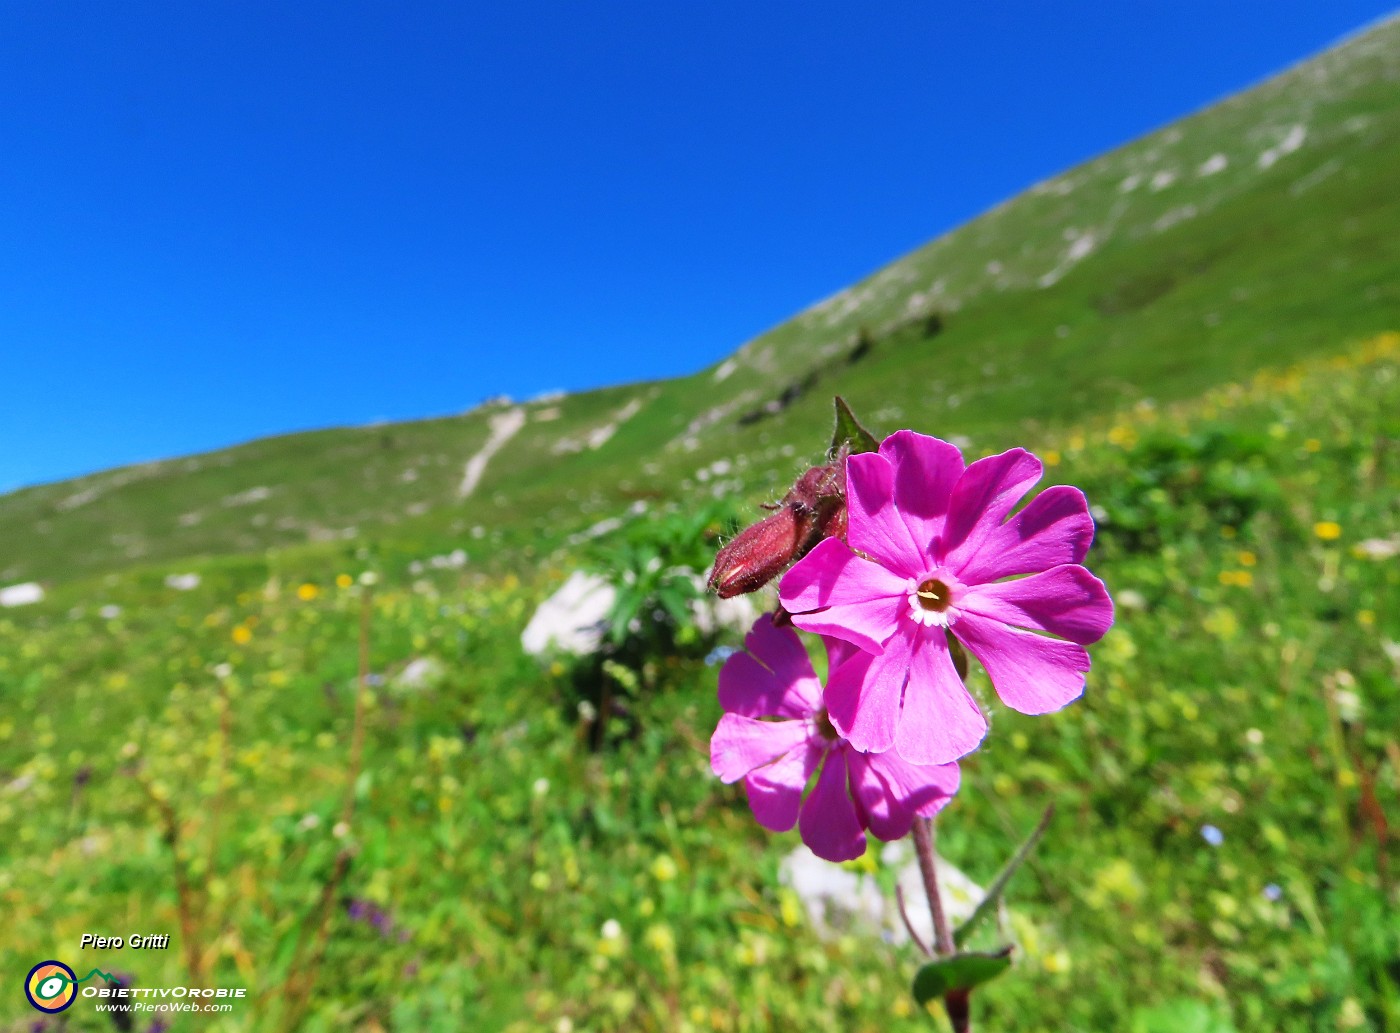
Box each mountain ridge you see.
[4,14,1399,586]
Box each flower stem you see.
[912,817,954,956]
[912,816,969,1033]
[894,883,931,958]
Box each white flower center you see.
[907,573,961,628]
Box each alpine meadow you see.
[2,15,1398,1033]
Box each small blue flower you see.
[1200,824,1224,847]
[1263,883,1282,901]
[704,645,738,667]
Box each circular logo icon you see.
[25,960,78,1013]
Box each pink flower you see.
[779,431,1114,765]
[710,614,960,862]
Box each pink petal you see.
[824,626,915,754]
[710,714,814,784]
[954,611,1091,715]
[780,537,908,654]
[745,740,820,832]
[718,614,823,718]
[960,565,1114,645]
[894,631,988,764]
[799,751,867,862]
[878,430,965,558]
[952,484,1096,584]
[941,448,1043,567]
[822,632,861,672]
[848,749,961,841]
[845,451,926,577]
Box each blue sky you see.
[2,1,1395,491]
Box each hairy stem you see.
[912,817,954,956]
[912,816,967,1033]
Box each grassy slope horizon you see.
[3,15,1399,587]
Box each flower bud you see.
[709,505,810,598]
[709,461,848,597]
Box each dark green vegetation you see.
[2,17,1400,1033]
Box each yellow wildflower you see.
[296,583,319,601]
[650,854,679,882]
[1314,521,1342,541]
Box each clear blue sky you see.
[2,1,1394,492]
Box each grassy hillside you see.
[1,334,1395,1031]
[3,16,1399,586]
[3,17,1400,1033]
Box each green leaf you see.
[953,804,1054,948]
[831,396,879,455]
[655,585,693,625]
[911,948,1012,1004]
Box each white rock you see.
[0,582,44,607]
[779,842,990,947]
[164,573,201,591]
[394,657,444,690]
[521,572,617,657]
[1198,153,1228,176]
[223,486,272,506]
[779,847,887,939]
[689,578,759,637]
[1258,124,1306,169]
[566,517,623,546]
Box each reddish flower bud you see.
[709,460,849,597]
[709,505,812,598]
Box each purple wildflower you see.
[779,431,1113,764]
[710,614,960,862]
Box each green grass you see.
[3,18,1400,1033]
[1,335,1396,1031]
